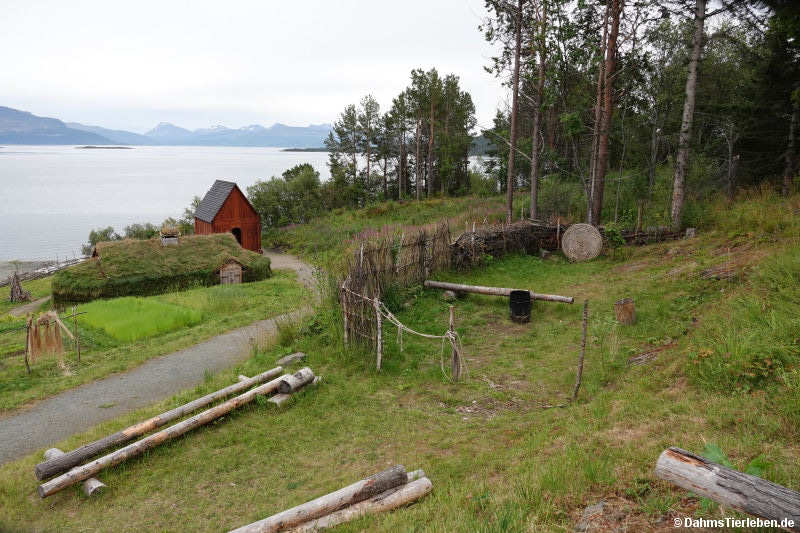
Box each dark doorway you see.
[231,227,242,246]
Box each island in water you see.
[76,145,133,149]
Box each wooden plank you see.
[38,373,290,498]
[35,366,283,481]
[655,447,800,530]
[229,465,408,533]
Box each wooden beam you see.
[43,448,106,496]
[290,477,433,532]
[35,367,284,484]
[229,465,408,533]
[424,280,573,304]
[655,447,800,530]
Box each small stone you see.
[442,290,457,302]
[575,501,605,532]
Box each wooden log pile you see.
[229,465,432,532]
[36,366,317,498]
[9,272,31,303]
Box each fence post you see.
[341,284,349,346]
[449,305,462,381]
[572,300,589,401]
[72,305,80,363]
[24,318,31,374]
[374,297,382,371]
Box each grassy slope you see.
[1,193,797,531]
[0,270,309,411]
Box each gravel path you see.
[0,251,314,465]
[9,296,50,317]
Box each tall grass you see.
[78,298,203,342]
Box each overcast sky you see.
[2,0,505,134]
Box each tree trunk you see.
[529,1,547,221]
[277,367,315,394]
[415,119,422,200]
[505,0,524,224]
[783,91,798,196]
[382,157,388,198]
[34,366,284,481]
[590,0,621,226]
[38,373,289,498]
[588,3,610,224]
[655,447,800,530]
[427,99,435,198]
[290,477,433,532]
[43,448,106,496]
[671,0,706,230]
[229,465,409,533]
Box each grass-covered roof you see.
[54,233,271,302]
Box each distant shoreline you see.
[76,145,133,149]
[281,147,328,152]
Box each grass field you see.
[0,276,52,315]
[78,298,204,342]
[1,191,797,532]
[0,270,309,411]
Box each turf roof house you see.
[194,180,262,253]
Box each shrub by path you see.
[0,251,314,465]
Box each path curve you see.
[0,251,315,465]
[9,296,50,317]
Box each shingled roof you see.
[195,180,237,223]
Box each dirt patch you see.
[572,495,712,532]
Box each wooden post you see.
[614,297,636,325]
[656,447,800,529]
[72,306,80,363]
[228,465,409,533]
[375,297,383,371]
[450,305,461,381]
[38,372,291,497]
[24,318,31,375]
[572,300,589,401]
[35,366,284,480]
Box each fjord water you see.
[0,145,331,261]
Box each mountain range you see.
[0,106,332,148]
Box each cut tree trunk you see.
[289,477,433,532]
[278,367,315,394]
[43,448,106,496]
[229,465,409,533]
[38,373,290,497]
[424,280,573,304]
[783,90,798,197]
[655,447,800,530]
[614,298,635,325]
[671,0,706,230]
[35,366,284,481]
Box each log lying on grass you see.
[290,477,433,532]
[278,367,315,394]
[424,280,573,304]
[655,447,800,530]
[35,366,284,481]
[44,448,106,496]
[38,373,291,498]
[229,465,409,533]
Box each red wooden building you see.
[194,180,262,252]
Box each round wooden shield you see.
[561,223,602,261]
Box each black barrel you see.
[509,290,532,323]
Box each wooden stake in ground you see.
[24,317,31,374]
[290,477,433,532]
[655,447,800,530]
[38,372,290,497]
[35,366,284,481]
[43,448,105,496]
[375,297,383,371]
[72,305,80,362]
[449,305,462,381]
[229,465,409,533]
[572,300,589,402]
